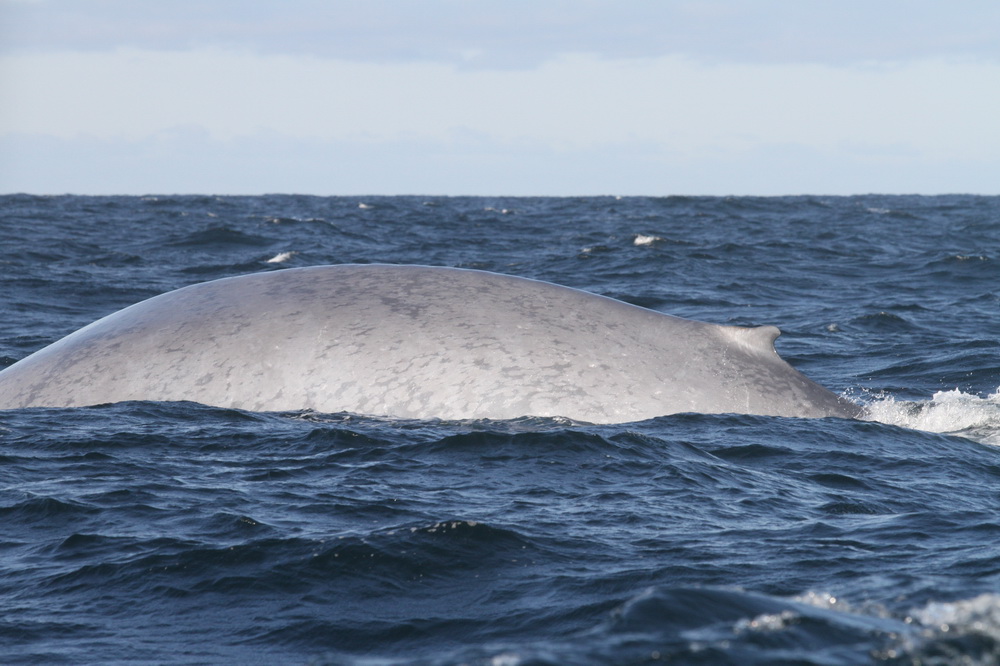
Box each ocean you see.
[1,194,998,664]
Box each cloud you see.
[2,0,999,66]
[4,49,998,159]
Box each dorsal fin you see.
[728,325,781,356]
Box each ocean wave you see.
[903,593,1000,663]
[0,496,99,523]
[434,586,1000,665]
[865,388,1000,446]
[167,226,271,248]
[265,250,297,264]
[416,585,911,665]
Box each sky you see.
[1,0,998,196]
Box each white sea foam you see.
[864,387,1000,446]
[735,609,798,632]
[633,234,662,246]
[883,593,1000,660]
[265,251,296,264]
[914,593,1000,632]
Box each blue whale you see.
[0,265,860,422]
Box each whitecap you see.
[735,609,798,632]
[914,593,1000,631]
[864,387,1000,445]
[265,251,296,264]
[899,593,1000,656]
[633,234,662,246]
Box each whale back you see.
[0,265,858,422]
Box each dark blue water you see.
[1,194,999,664]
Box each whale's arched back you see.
[0,265,860,422]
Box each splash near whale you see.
[0,265,859,422]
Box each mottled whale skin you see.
[0,265,859,422]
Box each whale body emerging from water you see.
[0,265,859,422]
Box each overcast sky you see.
[2,0,998,196]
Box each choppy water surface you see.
[1,194,999,664]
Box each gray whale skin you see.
[0,264,860,422]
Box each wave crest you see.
[864,388,1000,446]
